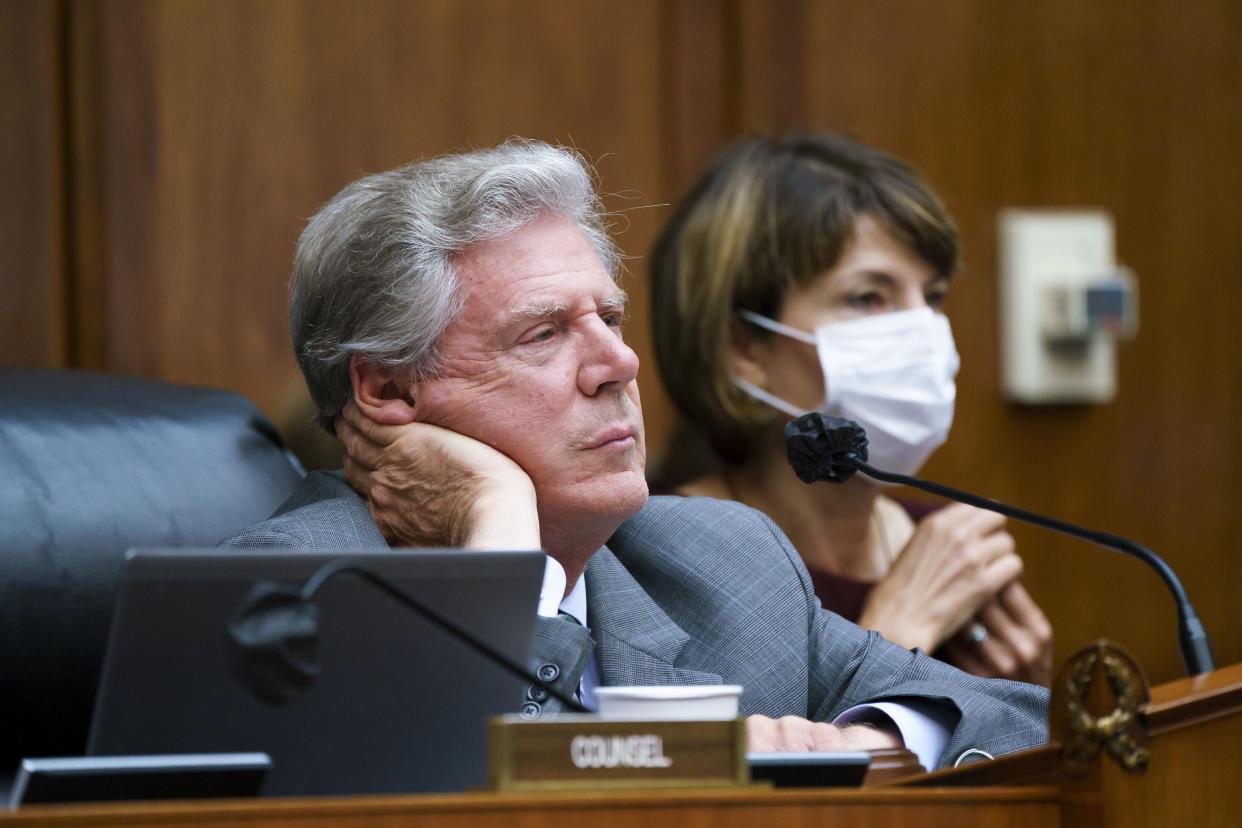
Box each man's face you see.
[413,213,648,541]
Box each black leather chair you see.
[0,370,305,774]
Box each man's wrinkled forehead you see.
[451,215,619,324]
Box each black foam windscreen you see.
[226,580,321,705]
[784,413,869,484]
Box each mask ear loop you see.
[733,310,818,419]
[737,308,956,415]
[733,378,806,419]
[736,309,816,345]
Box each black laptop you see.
[86,548,544,797]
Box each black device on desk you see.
[8,753,270,808]
[86,548,544,797]
[748,751,872,787]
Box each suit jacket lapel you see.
[586,546,722,687]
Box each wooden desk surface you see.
[3,785,1060,828]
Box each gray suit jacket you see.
[223,471,1048,768]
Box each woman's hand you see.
[335,403,540,550]
[940,581,1053,686]
[858,504,1021,653]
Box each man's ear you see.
[349,354,418,425]
[727,317,767,387]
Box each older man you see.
[224,140,1047,769]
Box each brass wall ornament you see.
[1052,641,1151,774]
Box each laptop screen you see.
[87,548,544,796]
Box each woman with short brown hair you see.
[650,133,1051,684]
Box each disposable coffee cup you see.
[593,685,743,720]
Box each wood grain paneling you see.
[657,0,734,202]
[67,0,682,458]
[733,0,1242,681]
[0,0,66,368]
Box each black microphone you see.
[225,557,589,712]
[785,412,1216,676]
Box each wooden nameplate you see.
[488,715,748,790]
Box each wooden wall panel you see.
[657,0,734,201]
[0,0,66,368]
[733,0,1242,681]
[69,0,685,461]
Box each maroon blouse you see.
[807,568,875,624]
[651,483,942,624]
[807,497,941,622]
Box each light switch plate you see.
[999,209,1118,403]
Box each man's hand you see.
[336,403,540,549]
[940,581,1053,686]
[746,715,900,752]
[858,504,1023,653]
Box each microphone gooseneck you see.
[784,412,1216,676]
[228,558,588,712]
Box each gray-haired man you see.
[225,140,1048,768]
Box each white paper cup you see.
[593,685,743,720]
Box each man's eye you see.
[523,326,556,344]
[603,312,625,328]
[926,288,949,309]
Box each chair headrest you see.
[0,369,306,768]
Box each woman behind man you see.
[650,133,1051,685]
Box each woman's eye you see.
[926,288,949,309]
[847,292,885,310]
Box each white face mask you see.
[735,306,960,477]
